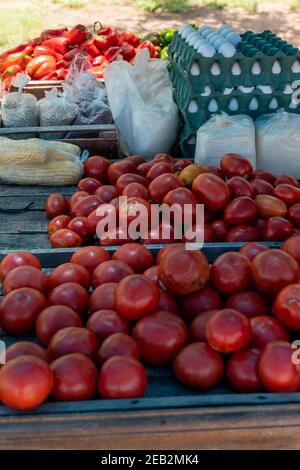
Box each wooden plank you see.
[0,124,116,135]
[0,185,76,196]
[0,233,50,250]
[0,196,51,210]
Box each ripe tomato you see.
[288,203,300,227]
[155,243,185,265]
[99,356,147,399]
[97,333,140,366]
[95,185,117,203]
[0,287,46,335]
[273,184,300,205]
[3,266,48,295]
[48,327,99,361]
[6,341,47,362]
[205,309,252,353]
[192,173,230,211]
[224,197,257,225]
[99,226,134,246]
[173,342,224,390]
[282,235,300,264]
[179,164,206,187]
[50,229,82,248]
[153,152,175,165]
[92,260,134,288]
[252,217,267,235]
[163,187,198,220]
[70,191,89,208]
[36,305,82,345]
[210,220,229,242]
[67,217,92,244]
[258,341,300,392]
[89,282,117,313]
[273,284,300,330]
[225,291,269,318]
[48,282,89,317]
[226,348,262,393]
[274,174,299,188]
[211,252,252,295]
[178,286,223,324]
[78,177,102,194]
[48,263,90,291]
[112,243,153,273]
[126,155,145,166]
[116,275,159,321]
[48,215,71,236]
[86,309,130,342]
[71,195,101,218]
[252,249,300,296]
[250,179,274,196]
[116,173,148,195]
[50,353,98,401]
[45,193,69,219]
[190,310,219,342]
[85,203,117,235]
[250,316,289,349]
[147,162,174,181]
[142,222,175,245]
[137,161,155,177]
[158,246,209,295]
[239,242,269,262]
[71,246,110,274]
[0,251,41,282]
[158,289,178,314]
[220,153,253,179]
[122,182,148,199]
[133,311,188,366]
[107,160,137,185]
[254,169,275,184]
[227,176,254,198]
[143,266,159,286]
[83,155,110,182]
[206,165,224,180]
[148,173,182,203]
[225,225,259,242]
[0,356,53,410]
[175,159,192,173]
[262,216,293,241]
[255,195,287,218]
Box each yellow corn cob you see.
[0,138,47,165]
[46,140,81,161]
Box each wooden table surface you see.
[1,183,300,450]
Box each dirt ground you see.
[46,1,300,47]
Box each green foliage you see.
[135,0,189,12]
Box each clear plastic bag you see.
[104,49,179,158]
[1,74,38,139]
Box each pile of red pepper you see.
[0,23,161,89]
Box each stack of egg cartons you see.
[168,24,300,158]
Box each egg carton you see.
[179,124,197,159]
[169,31,300,94]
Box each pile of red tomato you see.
[46,152,300,248]
[1,239,300,410]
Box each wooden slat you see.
[0,124,116,135]
[0,185,76,196]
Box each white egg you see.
[198,43,216,57]
[228,97,239,111]
[237,86,255,93]
[208,98,219,113]
[249,97,259,110]
[272,59,281,75]
[200,27,215,38]
[193,38,205,50]
[292,60,300,73]
[188,33,201,46]
[188,100,198,113]
[201,86,212,96]
[283,84,293,95]
[269,98,278,109]
[212,37,225,50]
[231,61,242,75]
[206,32,220,44]
[223,87,234,95]
[225,31,241,46]
[219,42,236,57]
[218,24,230,34]
[178,25,190,35]
[257,85,273,94]
[251,61,262,75]
[181,26,194,39]
[187,135,196,145]
[211,62,221,75]
[289,100,298,109]
[190,62,201,76]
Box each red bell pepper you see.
[94,35,109,53]
[2,64,23,79]
[54,68,67,80]
[91,61,109,78]
[136,40,161,58]
[55,59,69,70]
[41,27,68,41]
[79,38,99,57]
[104,46,121,63]
[120,42,135,61]
[119,32,140,48]
[65,24,90,45]
[25,55,56,79]
[42,37,71,55]
[96,26,119,48]
[40,71,57,80]
[63,48,87,62]
[34,45,62,62]
[92,55,105,66]
[0,52,32,73]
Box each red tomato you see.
[107,160,137,185]
[70,191,89,208]
[211,252,252,295]
[48,263,90,291]
[71,195,101,218]
[92,260,134,288]
[3,266,48,295]
[173,342,224,390]
[210,220,229,242]
[282,235,300,264]
[116,275,159,321]
[50,353,98,401]
[85,203,117,235]
[252,217,267,235]
[50,229,82,248]
[78,177,102,194]
[48,215,71,236]
[262,216,293,241]
[250,316,289,349]
[83,156,111,182]
[116,173,148,195]
[6,341,47,362]
[86,309,130,342]
[273,184,300,205]
[146,162,174,181]
[67,217,92,244]
[112,243,153,273]
[99,356,147,399]
[118,196,150,225]
[155,242,185,265]
[258,341,300,392]
[252,249,300,296]
[0,356,53,410]
[205,309,252,353]
[192,173,230,211]
[226,348,262,392]
[158,246,209,295]
[273,284,300,330]
[94,185,117,203]
[206,165,224,180]
[0,287,46,335]
[137,161,155,177]
[158,289,178,314]
[288,203,300,227]
[175,159,192,172]
[239,242,269,262]
[225,291,269,318]
[220,153,253,179]
[133,311,188,366]
[224,197,257,225]
[274,174,299,188]
[254,169,275,184]
[0,251,41,282]
[97,333,140,366]
[48,282,89,317]
[178,286,223,323]
[122,182,148,199]
[225,225,260,242]
[36,305,82,345]
[89,283,117,313]
[99,226,134,246]
[250,179,274,196]
[45,193,69,219]
[227,176,254,198]
[142,222,175,245]
[148,173,182,203]
[190,310,219,342]
[71,246,110,274]
[126,155,145,166]
[48,327,99,361]
[163,187,198,221]
[153,153,175,165]
[255,195,287,218]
